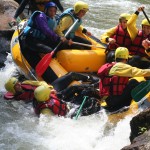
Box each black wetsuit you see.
[14,0,64,19]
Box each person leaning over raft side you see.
[13,0,64,21]
[127,6,150,69]
[4,77,52,102]
[4,72,98,103]
[55,1,92,50]
[13,72,98,117]
[97,47,150,112]
[33,74,100,117]
[4,77,68,117]
[51,72,100,117]
[20,2,69,83]
[33,85,69,117]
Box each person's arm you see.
[34,13,60,42]
[14,0,29,19]
[127,13,139,41]
[55,15,74,37]
[76,25,84,34]
[23,80,53,89]
[52,0,64,12]
[100,27,117,44]
[109,62,150,77]
[77,25,92,36]
[127,6,144,41]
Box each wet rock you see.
[0,30,14,68]
[130,108,150,142]
[121,108,150,150]
[121,130,150,150]
[0,0,20,68]
[0,0,19,30]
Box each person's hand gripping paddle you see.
[35,19,79,77]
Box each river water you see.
[0,0,150,150]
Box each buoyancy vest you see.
[23,11,57,40]
[109,25,132,50]
[97,63,129,97]
[33,93,68,116]
[129,30,150,58]
[14,84,37,101]
[57,8,82,39]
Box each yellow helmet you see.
[115,47,129,60]
[141,19,150,26]
[74,1,89,14]
[5,77,18,94]
[34,85,51,102]
[119,13,131,21]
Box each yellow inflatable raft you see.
[10,20,147,121]
[11,20,106,80]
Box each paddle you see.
[142,9,150,24]
[35,19,79,77]
[131,80,150,102]
[72,41,106,49]
[17,21,38,81]
[74,96,88,120]
[89,35,107,48]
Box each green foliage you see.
[138,126,147,135]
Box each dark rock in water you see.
[0,0,20,68]
[121,107,150,150]
[121,130,150,150]
[0,0,19,30]
[130,108,150,142]
[0,29,14,68]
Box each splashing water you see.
[0,0,150,149]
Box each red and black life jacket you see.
[33,93,68,116]
[97,63,129,97]
[108,25,132,50]
[4,84,37,102]
[129,30,150,58]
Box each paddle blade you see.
[131,81,150,102]
[35,52,53,77]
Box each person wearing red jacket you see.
[98,47,150,111]
[4,77,52,102]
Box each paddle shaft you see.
[52,19,79,55]
[75,96,88,120]
[72,41,105,49]
[89,35,107,48]
[35,19,79,76]
[142,9,150,24]
[17,22,38,81]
